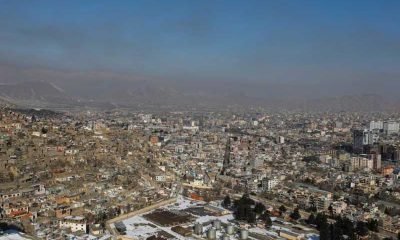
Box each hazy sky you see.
[0,0,399,86]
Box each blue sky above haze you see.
[0,0,399,86]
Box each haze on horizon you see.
[0,0,400,107]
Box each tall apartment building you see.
[353,129,379,153]
[350,156,374,170]
[369,121,384,131]
[383,121,399,135]
[368,153,382,170]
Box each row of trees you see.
[0,221,24,232]
[232,194,258,223]
[225,194,302,228]
[307,213,383,240]
[224,194,303,222]
[224,195,400,240]
[224,194,272,227]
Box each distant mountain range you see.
[0,81,78,108]
[0,80,398,111]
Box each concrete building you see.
[383,121,399,135]
[353,129,365,153]
[262,177,279,191]
[350,156,373,170]
[353,129,379,153]
[369,121,383,131]
[59,216,87,233]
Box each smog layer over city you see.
[0,1,399,240]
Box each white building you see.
[65,149,79,155]
[383,121,399,135]
[59,216,87,233]
[155,175,166,182]
[331,201,347,215]
[175,145,184,153]
[262,178,279,191]
[369,121,383,131]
